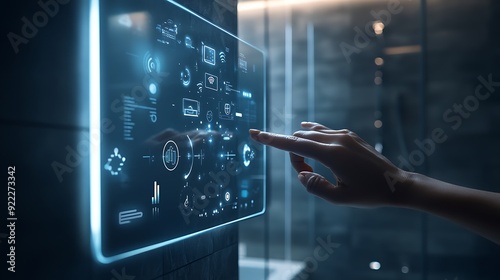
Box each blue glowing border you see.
[90,0,267,264]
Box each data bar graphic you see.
[152,181,160,205]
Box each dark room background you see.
[238,0,500,280]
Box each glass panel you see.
[238,0,500,279]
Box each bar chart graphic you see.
[152,181,160,205]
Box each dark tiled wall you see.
[2,1,239,279]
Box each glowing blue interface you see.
[93,0,266,262]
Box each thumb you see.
[297,171,339,202]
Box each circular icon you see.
[181,67,191,87]
[104,147,126,175]
[143,51,160,74]
[242,144,254,167]
[225,191,231,202]
[163,140,180,171]
[206,110,213,122]
[148,81,159,95]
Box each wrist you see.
[389,170,420,208]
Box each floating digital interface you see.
[90,0,266,263]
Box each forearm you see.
[399,172,500,244]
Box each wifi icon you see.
[219,51,226,63]
[143,51,160,74]
[197,82,203,93]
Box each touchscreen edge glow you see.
[90,0,266,264]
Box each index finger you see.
[249,129,333,162]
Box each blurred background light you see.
[373,20,385,35]
[369,261,381,270]
[402,266,410,274]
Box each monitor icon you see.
[183,98,200,117]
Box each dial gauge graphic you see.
[181,67,191,87]
[104,147,126,175]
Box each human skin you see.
[249,121,500,244]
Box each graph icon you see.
[165,146,177,165]
[163,140,180,171]
[152,181,160,205]
[151,181,160,217]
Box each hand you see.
[250,122,500,243]
[249,122,409,208]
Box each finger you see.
[289,152,314,173]
[297,171,346,204]
[319,129,351,134]
[349,132,373,148]
[249,129,334,162]
[292,130,346,144]
[301,122,350,135]
[301,121,331,130]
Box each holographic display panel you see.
[93,0,266,263]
